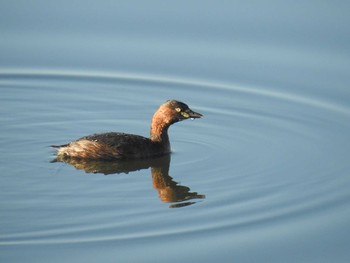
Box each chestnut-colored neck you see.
[150,107,173,144]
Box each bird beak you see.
[187,109,203,119]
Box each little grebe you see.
[53,100,202,160]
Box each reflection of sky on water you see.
[1,1,350,263]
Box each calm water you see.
[1,1,350,262]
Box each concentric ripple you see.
[1,69,350,249]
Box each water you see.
[1,1,350,262]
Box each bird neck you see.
[150,114,171,144]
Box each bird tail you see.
[51,144,68,148]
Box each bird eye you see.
[175,107,182,112]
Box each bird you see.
[52,100,203,160]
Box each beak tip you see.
[190,111,203,119]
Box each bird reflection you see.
[52,154,205,208]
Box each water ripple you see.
[1,68,349,115]
[1,68,350,247]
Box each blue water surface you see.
[1,1,350,262]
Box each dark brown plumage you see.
[52,100,202,160]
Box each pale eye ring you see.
[175,107,182,112]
